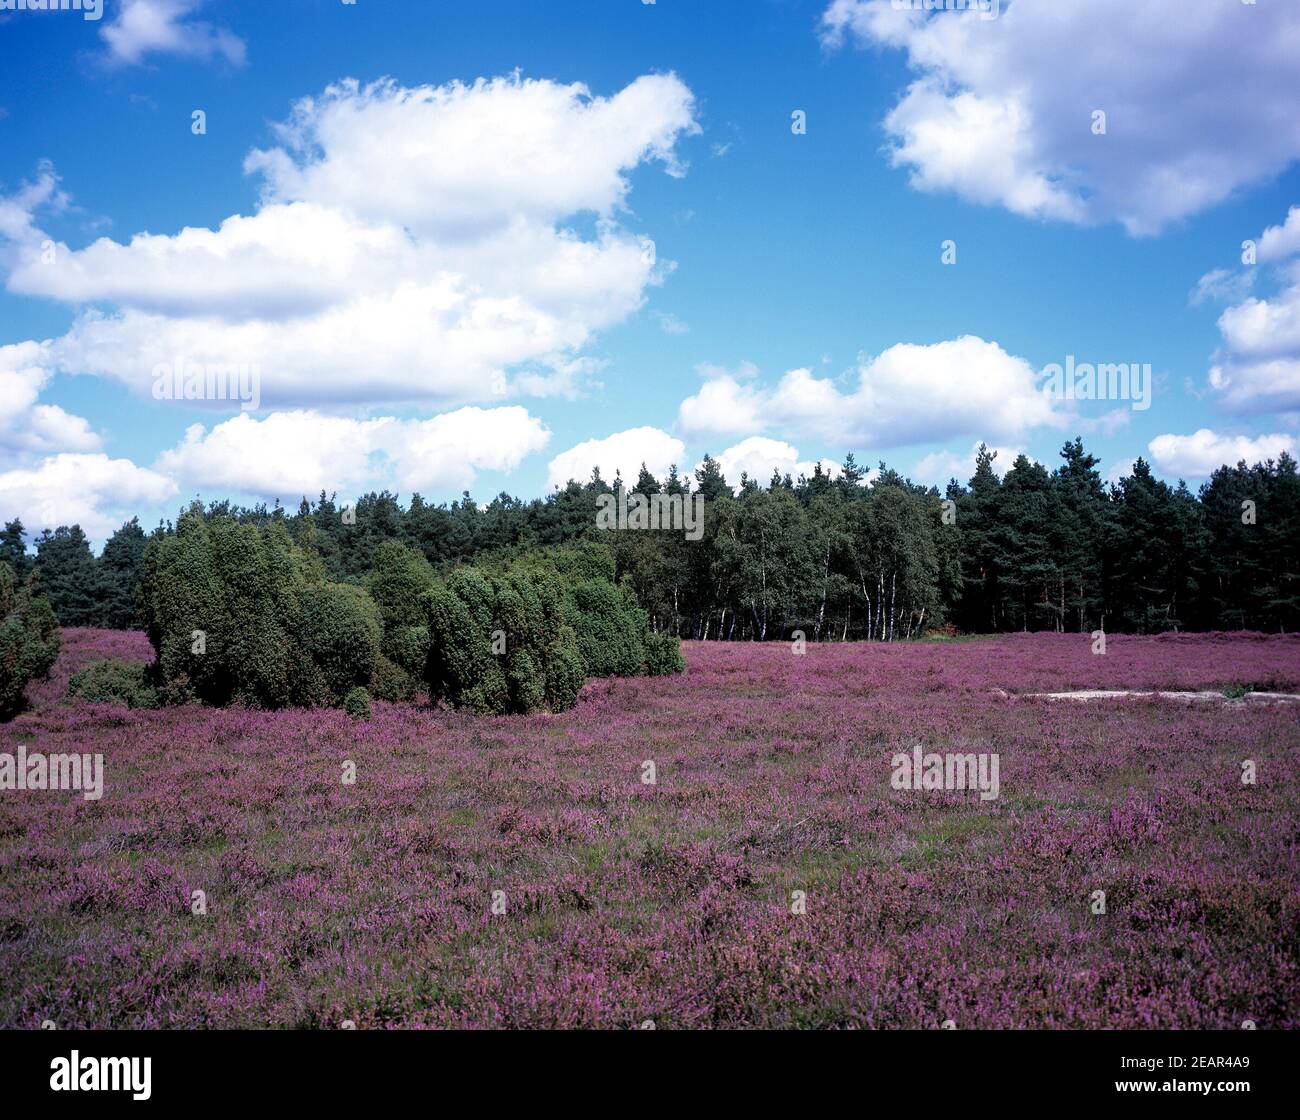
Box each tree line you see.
[4,437,1297,640]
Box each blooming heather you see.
[0,628,1296,1028]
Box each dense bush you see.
[543,626,586,711]
[645,629,687,676]
[423,564,580,714]
[563,580,648,677]
[420,548,683,714]
[515,540,685,680]
[385,624,431,678]
[363,542,437,690]
[138,509,377,710]
[134,509,680,715]
[0,562,61,720]
[548,539,617,584]
[423,573,509,714]
[299,583,381,702]
[343,686,372,721]
[369,654,417,702]
[365,540,436,633]
[69,659,159,710]
[506,647,545,714]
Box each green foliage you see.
[0,520,32,582]
[1198,452,1299,632]
[0,563,61,720]
[14,438,1299,649]
[361,541,438,693]
[385,624,431,678]
[97,519,148,629]
[34,525,99,627]
[138,508,382,709]
[446,567,497,634]
[506,647,545,713]
[343,686,372,721]
[544,627,586,712]
[369,654,417,702]
[424,585,493,711]
[644,629,686,676]
[69,659,159,710]
[548,540,617,584]
[418,548,671,712]
[563,580,647,677]
[364,540,436,631]
[694,454,731,501]
[299,582,381,703]
[423,565,584,714]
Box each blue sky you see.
[1,0,1298,545]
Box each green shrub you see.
[385,624,430,678]
[139,514,304,707]
[548,540,617,584]
[0,563,61,720]
[364,541,436,632]
[369,654,416,702]
[138,509,386,711]
[418,549,671,714]
[644,629,686,676]
[299,582,381,702]
[362,542,440,696]
[446,567,497,634]
[423,566,576,714]
[343,686,372,721]
[423,586,488,705]
[69,658,160,709]
[563,580,647,677]
[544,627,586,711]
[506,647,545,713]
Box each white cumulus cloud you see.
[0,341,100,457]
[822,0,1300,235]
[154,406,551,500]
[0,454,177,541]
[677,373,769,439]
[1147,429,1296,480]
[1204,208,1300,417]
[1,73,699,410]
[101,0,246,67]
[1258,206,1300,264]
[546,427,685,490]
[676,335,1060,449]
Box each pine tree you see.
[34,525,100,627]
[96,518,147,629]
[0,520,31,581]
[693,455,731,501]
[837,453,864,494]
[1052,439,1108,631]
[634,462,661,495]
